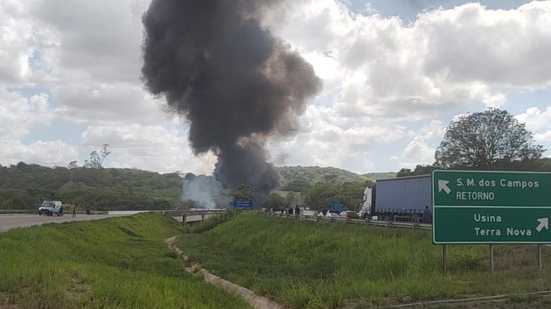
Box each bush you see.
[190,210,237,234]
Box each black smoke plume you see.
[142,0,320,198]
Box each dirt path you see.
[166,236,285,309]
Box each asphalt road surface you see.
[0,214,130,233]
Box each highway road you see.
[0,214,130,233]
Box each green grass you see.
[176,212,551,308]
[0,214,250,309]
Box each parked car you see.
[38,200,63,216]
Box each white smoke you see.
[182,175,231,209]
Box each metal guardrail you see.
[163,208,433,229]
[266,212,432,230]
[163,209,226,217]
[165,209,227,224]
[0,209,38,214]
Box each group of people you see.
[286,205,304,217]
[71,207,92,217]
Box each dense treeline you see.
[270,166,392,211]
[303,181,369,211]
[276,166,393,193]
[397,159,551,177]
[0,162,394,211]
[0,162,186,210]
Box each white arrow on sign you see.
[536,218,548,232]
[438,180,451,194]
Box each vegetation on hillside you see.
[303,181,367,211]
[177,213,551,308]
[397,158,551,177]
[0,162,396,211]
[276,166,372,192]
[0,162,186,210]
[361,172,396,180]
[0,214,249,308]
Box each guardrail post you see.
[442,245,447,275]
[538,244,542,271]
[490,244,494,276]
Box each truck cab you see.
[38,200,63,216]
[358,186,373,219]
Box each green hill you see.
[362,172,396,180]
[276,166,395,193]
[0,162,398,210]
[0,162,185,210]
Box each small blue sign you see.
[329,202,346,213]
[233,199,254,210]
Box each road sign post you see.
[433,170,551,244]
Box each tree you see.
[263,193,287,210]
[85,144,111,169]
[280,179,311,193]
[304,181,365,211]
[232,184,254,200]
[397,164,436,177]
[435,109,545,169]
[67,161,79,182]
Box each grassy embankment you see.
[177,212,551,308]
[0,214,250,309]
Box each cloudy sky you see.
[1,0,551,174]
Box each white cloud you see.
[482,93,506,108]
[534,131,551,142]
[408,120,446,141]
[399,138,436,169]
[268,104,405,172]
[0,89,53,139]
[56,83,174,124]
[421,2,551,87]
[516,106,551,146]
[0,139,78,167]
[3,0,551,174]
[398,120,445,168]
[516,106,551,132]
[29,0,148,84]
[80,123,207,173]
[0,0,57,84]
[267,0,551,120]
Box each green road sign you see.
[432,170,551,244]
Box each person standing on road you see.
[72,207,76,218]
[422,206,432,224]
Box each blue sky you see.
[1,0,550,174]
